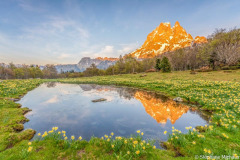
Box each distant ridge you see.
[54,57,118,73]
[77,57,117,72]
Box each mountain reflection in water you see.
[78,84,207,124]
[134,91,189,124]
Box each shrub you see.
[145,69,156,72]
[196,66,213,72]
[221,66,230,70]
[221,66,238,70]
[160,57,171,73]
[229,66,238,70]
[190,71,197,74]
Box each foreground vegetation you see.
[0,70,240,159]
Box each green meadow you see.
[0,70,239,159]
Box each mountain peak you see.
[174,21,180,27]
[194,36,208,43]
[77,57,118,72]
[130,21,207,58]
[161,22,171,26]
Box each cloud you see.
[18,0,45,12]
[80,42,139,58]
[117,43,139,55]
[76,27,89,39]
[0,32,12,47]
[58,53,71,59]
[18,0,35,11]
[86,45,115,58]
[99,45,114,54]
[22,16,89,39]
[44,95,59,104]
[10,16,91,64]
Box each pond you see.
[18,82,210,147]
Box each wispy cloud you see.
[80,42,140,58]
[44,95,59,104]
[98,45,114,55]
[82,45,115,58]
[0,33,7,46]
[18,0,45,12]
[13,15,91,64]
[0,32,15,48]
[117,43,140,55]
[22,16,89,39]
[58,53,71,59]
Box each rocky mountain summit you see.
[77,57,117,72]
[54,57,118,73]
[130,21,207,58]
[55,64,81,73]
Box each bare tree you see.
[212,28,240,66]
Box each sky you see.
[0,0,240,65]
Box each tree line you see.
[0,56,157,79]
[83,55,156,76]
[0,64,58,79]
[0,63,89,79]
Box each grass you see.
[0,80,43,152]
[0,128,178,160]
[0,70,240,159]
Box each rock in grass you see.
[190,71,197,74]
[6,98,20,102]
[140,74,147,77]
[91,98,107,103]
[224,70,232,73]
[173,97,183,102]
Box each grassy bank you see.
[0,70,240,159]
[0,80,43,152]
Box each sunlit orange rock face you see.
[194,36,208,43]
[130,21,207,58]
[96,57,119,61]
[96,88,111,92]
[134,91,189,124]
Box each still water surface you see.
[18,82,209,146]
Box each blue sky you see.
[0,0,240,65]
